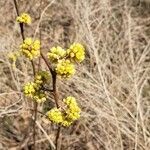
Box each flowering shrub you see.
[10,11,85,126]
[10,6,85,148]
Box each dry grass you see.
[0,0,150,149]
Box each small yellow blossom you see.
[33,92,47,103]
[56,59,75,78]
[47,96,81,127]
[23,71,50,103]
[63,96,81,121]
[34,71,50,86]
[16,13,31,24]
[23,82,36,98]
[67,43,85,62]
[61,120,72,127]
[23,82,47,103]
[20,38,40,60]
[47,46,66,62]
[47,108,63,124]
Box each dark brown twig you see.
[33,102,37,150]
[55,126,61,150]
[40,52,53,74]
[51,73,61,150]
[13,1,37,149]
[13,0,25,41]
[38,0,42,71]
[13,1,62,149]
[52,73,59,108]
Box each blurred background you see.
[0,0,150,149]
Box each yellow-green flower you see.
[47,96,81,127]
[16,13,31,24]
[56,59,75,78]
[47,108,63,124]
[20,38,40,60]
[61,120,72,127]
[23,71,50,103]
[23,82,36,98]
[63,96,81,121]
[34,71,50,86]
[33,92,47,103]
[47,46,66,62]
[67,43,85,62]
[23,82,47,103]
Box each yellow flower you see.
[67,43,85,62]
[33,92,47,103]
[34,71,50,86]
[47,108,63,124]
[23,71,50,103]
[23,82,47,103]
[20,38,40,60]
[63,96,77,106]
[47,96,81,127]
[47,46,66,62]
[63,96,81,121]
[23,82,36,98]
[16,13,31,24]
[56,59,75,78]
[61,120,72,127]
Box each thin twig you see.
[31,60,36,76]
[40,52,53,74]
[34,0,56,38]
[13,1,37,149]
[36,120,56,149]
[51,73,61,150]
[13,0,25,41]
[55,126,61,150]
[52,73,59,108]
[33,102,38,150]
[38,0,42,71]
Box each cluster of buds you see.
[47,43,85,78]
[23,71,50,103]
[9,37,40,67]
[16,13,31,24]
[9,13,40,65]
[47,96,81,127]
[20,38,40,60]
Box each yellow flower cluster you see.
[47,46,66,63]
[67,43,85,62]
[63,96,81,121]
[16,13,31,24]
[47,96,81,127]
[23,82,35,97]
[20,38,40,60]
[34,71,50,86]
[47,43,85,79]
[55,59,75,78]
[47,108,63,124]
[23,71,50,103]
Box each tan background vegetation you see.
[0,0,150,149]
